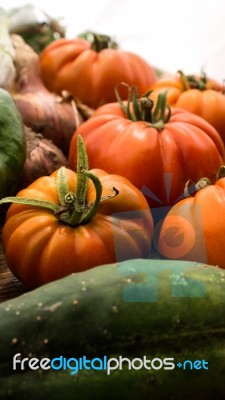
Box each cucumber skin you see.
[0,259,225,399]
[1,360,225,400]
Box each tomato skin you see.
[175,90,225,142]
[2,168,153,288]
[39,38,157,109]
[157,177,225,269]
[68,104,225,208]
[149,75,225,143]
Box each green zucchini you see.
[0,259,225,399]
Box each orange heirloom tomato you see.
[0,136,153,289]
[68,88,225,208]
[149,71,225,144]
[156,167,225,269]
[39,32,157,109]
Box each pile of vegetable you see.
[39,31,157,108]
[1,5,225,397]
[148,70,225,144]
[8,4,65,54]
[1,259,225,398]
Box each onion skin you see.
[20,126,67,189]
[11,34,83,155]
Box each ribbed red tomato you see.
[39,32,157,108]
[68,90,225,208]
[156,167,225,269]
[0,136,153,288]
[149,71,225,144]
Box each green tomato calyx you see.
[115,83,171,129]
[0,135,119,227]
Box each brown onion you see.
[11,34,83,155]
[20,126,67,188]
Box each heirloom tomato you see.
[157,167,225,269]
[68,88,225,208]
[149,71,225,144]
[39,32,157,108]
[0,136,153,288]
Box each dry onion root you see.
[11,34,83,155]
[20,126,67,189]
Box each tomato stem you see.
[81,31,118,52]
[178,70,210,91]
[0,135,119,227]
[115,84,171,129]
[0,196,59,211]
[56,167,70,205]
[54,135,89,225]
[217,165,225,181]
[152,92,171,123]
[184,178,211,197]
[61,134,101,226]
[138,97,154,122]
[78,171,103,225]
[187,74,207,91]
[184,165,225,198]
[75,135,89,211]
[195,178,212,191]
[177,70,190,91]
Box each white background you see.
[1,0,225,81]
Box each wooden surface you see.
[0,236,27,303]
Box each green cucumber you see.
[0,259,225,399]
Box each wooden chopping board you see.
[0,235,27,303]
